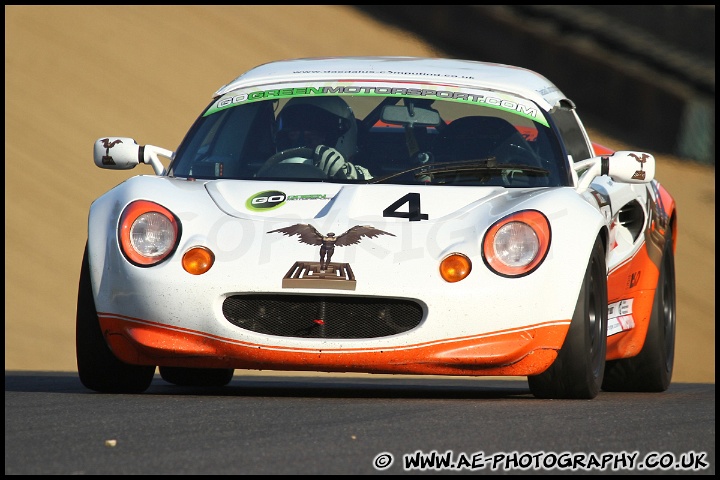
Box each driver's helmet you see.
[275,96,358,160]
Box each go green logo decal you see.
[246,191,287,211]
[246,191,332,211]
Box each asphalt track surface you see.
[5,6,715,475]
[4,372,715,475]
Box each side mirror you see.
[93,137,141,170]
[606,151,655,183]
[93,137,172,175]
[575,151,655,193]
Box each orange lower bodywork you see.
[99,314,571,377]
[605,240,662,361]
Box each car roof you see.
[214,56,569,112]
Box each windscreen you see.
[169,82,570,187]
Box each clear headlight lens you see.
[483,210,551,277]
[130,212,176,258]
[493,222,539,267]
[119,201,179,266]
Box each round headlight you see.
[119,200,180,266]
[483,210,551,277]
[493,221,539,267]
[130,212,176,258]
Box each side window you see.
[548,102,594,163]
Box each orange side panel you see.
[99,314,570,377]
[605,290,655,360]
[606,243,660,360]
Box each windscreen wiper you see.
[369,158,549,184]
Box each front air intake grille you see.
[222,294,423,339]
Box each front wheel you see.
[602,237,676,392]
[76,244,155,393]
[528,236,608,399]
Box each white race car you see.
[79,56,677,399]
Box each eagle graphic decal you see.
[629,152,650,180]
[267,224,395,290]
[100,138,123,165]
[268,224,395,270]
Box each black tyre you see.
[528,236,608,399]
[159,366,234,387]
[602,237,676,392]
[76,244,156,393]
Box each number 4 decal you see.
[383,193,429,221]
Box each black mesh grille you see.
[222,294,423,339]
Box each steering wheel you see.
[255,147,322,177]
